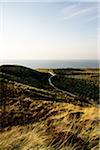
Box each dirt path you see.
[48,71,76,97]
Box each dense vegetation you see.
[52,75,99,102]
[52,68,99,75]
[0,65,51,90]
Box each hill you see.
[0,65,51,90]
[0,65,99,150]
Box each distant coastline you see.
[0,59,99,69]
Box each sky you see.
[0,0,99,60]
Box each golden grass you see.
[0,96,99,150]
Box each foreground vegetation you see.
[0,65,99,150]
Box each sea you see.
[0,59,99,69]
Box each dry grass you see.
[0,94,99,150]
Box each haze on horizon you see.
[0,0,99,60]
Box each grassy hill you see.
[52,75,99,102]
[0,65,51,90]
[37,68,99,104]
[0,65,99,150]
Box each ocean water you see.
[0,59,99,69]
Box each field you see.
[0,65,99,150]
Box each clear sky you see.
[0,0,99,60]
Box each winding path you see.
[48,71,76,97]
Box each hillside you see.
[0,65,51,90]
[38,68,99,104]
[0,65,99,150]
